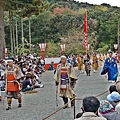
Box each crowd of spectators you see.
[75,73,120,120]
[0,54,45,95]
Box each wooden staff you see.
[73,98,76,119]
[56,86,58,106]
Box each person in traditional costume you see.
[101,51,118,82]
[102,54,106,61]
[92,53,99,73]
[72,55,77,67]
[84,53,91,76]
[5,59,22,110]
[53,55,77,108]
[77,54,84,74]
[98,54,104,66]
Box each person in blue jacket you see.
[48,61,54,70]
[101,51,118,82]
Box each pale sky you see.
[75,0,120,7]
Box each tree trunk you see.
[16,20,18,55]
[12,13,16,56]
[28,16,32,53]
[9,11,13,56]
[0,2,5,59]
[21,17,24,54]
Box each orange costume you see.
[5,59,22,110]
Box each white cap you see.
[61,55,66,59]
[6,59,13,62]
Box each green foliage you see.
[45,41,61,57]
[2,0,120,56]
[97,44,109,53]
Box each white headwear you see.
[61,55,66,59]
[6,59,13,62]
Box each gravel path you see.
[0,66,116,120]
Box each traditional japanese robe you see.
[53,62,77,98]
[84,55,91,74]
[101,57,118,81]
[92,56,98,70]
[77,56,84,70]
[99,55,104,66]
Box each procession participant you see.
[105,53,109,59]
[53,55,77,108]
[84,53,91,76]
[5,58,22,110]
[92,53,99,73]
[102,54,106,61]
[101,51,118,82]
[72,55,77,67]
[77,54,84,74]
[99,54,104,66]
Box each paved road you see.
[0,66,116,120]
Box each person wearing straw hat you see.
[5,58,22,110]
[53,55,77,109]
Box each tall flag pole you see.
[84,10,88,53]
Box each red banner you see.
[84,11,88,48]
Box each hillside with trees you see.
[0,0,120,58]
